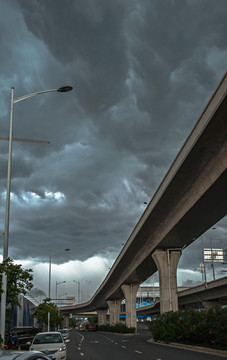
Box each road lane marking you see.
[135,350,143,354]
[80,352,84,356]
[121,345,127,349]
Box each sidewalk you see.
[148,338,227,357]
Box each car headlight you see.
[59,345,66,352]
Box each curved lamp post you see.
[0,85,73,341]
[73,280,81,304]
[49,248,70,299]
[56,281,66,304]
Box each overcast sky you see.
[0,0,226,304]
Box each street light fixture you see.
[57,86,73,93]
[0,85,73,341]
[56,281,66,304]
[49,248,70,299]
[73,280,80,304]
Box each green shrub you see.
[150,307,227,349]
[99,323,135,333]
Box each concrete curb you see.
[148,338,227,357]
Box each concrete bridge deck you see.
[60,71,227,326]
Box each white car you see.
[29,332,68,360]
[57,329,70,341]
[0,350,50,360]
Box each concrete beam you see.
[152,249,181,313]
[107,300,121,325]
[121,284,139,329]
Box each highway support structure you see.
[107,300,122,325]
[96,248,181,328]
[62,314,70,328]
[96,309,107,326]
[121,284,139,329]
[152,249,182,314]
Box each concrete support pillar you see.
[62,314,70,328]
[152,249,181,314]
[107,300,121,325]
[97,309,107,326]
[121,284,139,330]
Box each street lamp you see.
[49,248,70,299]
[0,85,73,341]
[73,280,80,304]
[56,281,66,304]
[58,293,68,305]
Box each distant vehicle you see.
[79,326,85,331]
[29,332,69,360]
[57,329,70,340]
[87,324,97,331]
[0,350,50,360]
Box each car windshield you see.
[33,334,62,344]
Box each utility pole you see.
[0,136,49,341]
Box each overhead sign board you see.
[204,248,224,263]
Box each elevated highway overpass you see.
[63,276,227,320]
[136,276,227,316]
[61,71,227,328]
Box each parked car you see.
[6,327,40,350]
[57,329,70,340]
[29,332,69,360]
[0,350,50,360]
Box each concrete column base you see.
[107,300,122,325]
[121,284,139,329]
[97,309,107,326]
[152,249,181,314]
[202,301,219,309]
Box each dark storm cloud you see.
[18,0,129,113]
[0,0,226,295]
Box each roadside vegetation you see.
[150,307,227,350]
[0,257,34,341]
[32,298,63,329]
[99,323,135,333]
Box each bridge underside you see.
[61,72,227,319]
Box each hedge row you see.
[150,307,227,350]
[99,323,135,333]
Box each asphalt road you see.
[67,329,226,360]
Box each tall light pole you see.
[56,281,66,304]
[48,248,70,299]
[0,85,73,341]
[73,280,80,304]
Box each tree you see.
[0,257,34,338]
[32,298,63,329]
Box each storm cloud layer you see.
[0,0,226,300]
